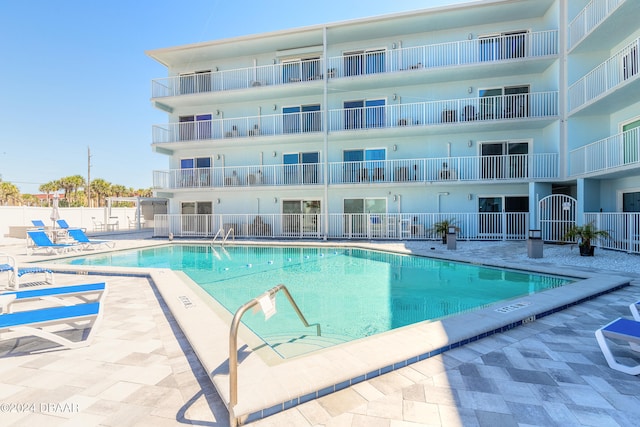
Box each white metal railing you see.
[152,153,558,190]
[569,37,639,112]
[569,127,640,176]
[328,92,558,132]
[152,111,322,144]
[152,163,323,190]
[585,212,640,254]
[150,30,557,98]
[569,0,625,49]
[326,30,558,77]
[154,212,530,241]
[329,154,558,184]
[152,92,558,144]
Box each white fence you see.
[0,206,143,239]
[585,212,640,254]
[568,0,625,49]
[154,212,529,242]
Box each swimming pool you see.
[63,244,575,357]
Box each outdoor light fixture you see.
[392,144,397,151]
[273,197,278,203]
[216,198,221,204]
[468,86,473,93]
[468,193,473,200]
[392,93,397,100]
[272,151,277,157]
[273,104,277,110]
[468,140,473,147]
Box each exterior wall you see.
[147,0,640,245]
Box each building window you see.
[281,57,321,82]
[179,114,212,141]
[179,70,211,94]
[622,118,640,165]
[344,99,385,129]
[479,86,529,120]
[623,192,640,212]
[480,141,528,179]
[343,49,385,76]
[479,30,527,61]
[282,200,320,235]
[282,104,321,134]
[283,152,319,184]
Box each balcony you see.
[326,30,557,78]
[569,127,640,176]
[152,111,322,145]
[150,30,557,100]
[568,0,628,51]
[328,92,558,133]
[329,154,558,184]
[152,153,558,190]
[568,37,639,113]
[152,92,558,145]
[153,163,323,190]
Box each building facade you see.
[147,0,640,252]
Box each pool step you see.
[261,332,352,358]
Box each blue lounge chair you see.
[31,220,46,229]
[56,219,71,230]
[0,252,54,290]
[0,253,17,289]
[67,228,115,249]
[0,282,107,350]
[26,230,77,255]
[1,282,106,308]
[595,317,640,375]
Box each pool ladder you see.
[211,227,234,246]
[228,284,321,427]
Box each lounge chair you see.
[0,253,54,290]
[26,230,77,255]
[0,282,107,350]
[67,229,115,249]
[1,282,106,308]
[31,220,46,229]
[595,317,640,375]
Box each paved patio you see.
[0,236,639,426]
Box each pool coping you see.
[30,241,633,425]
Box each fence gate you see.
[538,194,577,242]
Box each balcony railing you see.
[569,127,640,176]
[328,92,558,132]
[150,30,557,98]
[568,0,625,49]
[568,37,639,112]
[153,163,323,190]
[329,154,558,184]
[152,153,558,190]
[327,30,558,77]
[153,212,529,241]
[152,92,558,144]
[152,111,322,144]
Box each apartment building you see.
[147,0,640,252]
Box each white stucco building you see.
[147,0,639,252]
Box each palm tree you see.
[39,181,60,207]
[66,175,86,206]
[90,178,111,207]
[0,181,20,206]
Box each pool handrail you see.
[211,227,235,246]
[228,284,320,426]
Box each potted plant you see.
[430,219,458,244]
[562,222,611,256]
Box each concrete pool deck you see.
[1,235,639,426]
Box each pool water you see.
[63,245,575,356]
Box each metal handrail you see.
[228,284,320,426]
[211,227,235,246]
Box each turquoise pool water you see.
[62,245,576,355]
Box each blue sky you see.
[0,0,468,194]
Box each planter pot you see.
[579,245,595,256]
